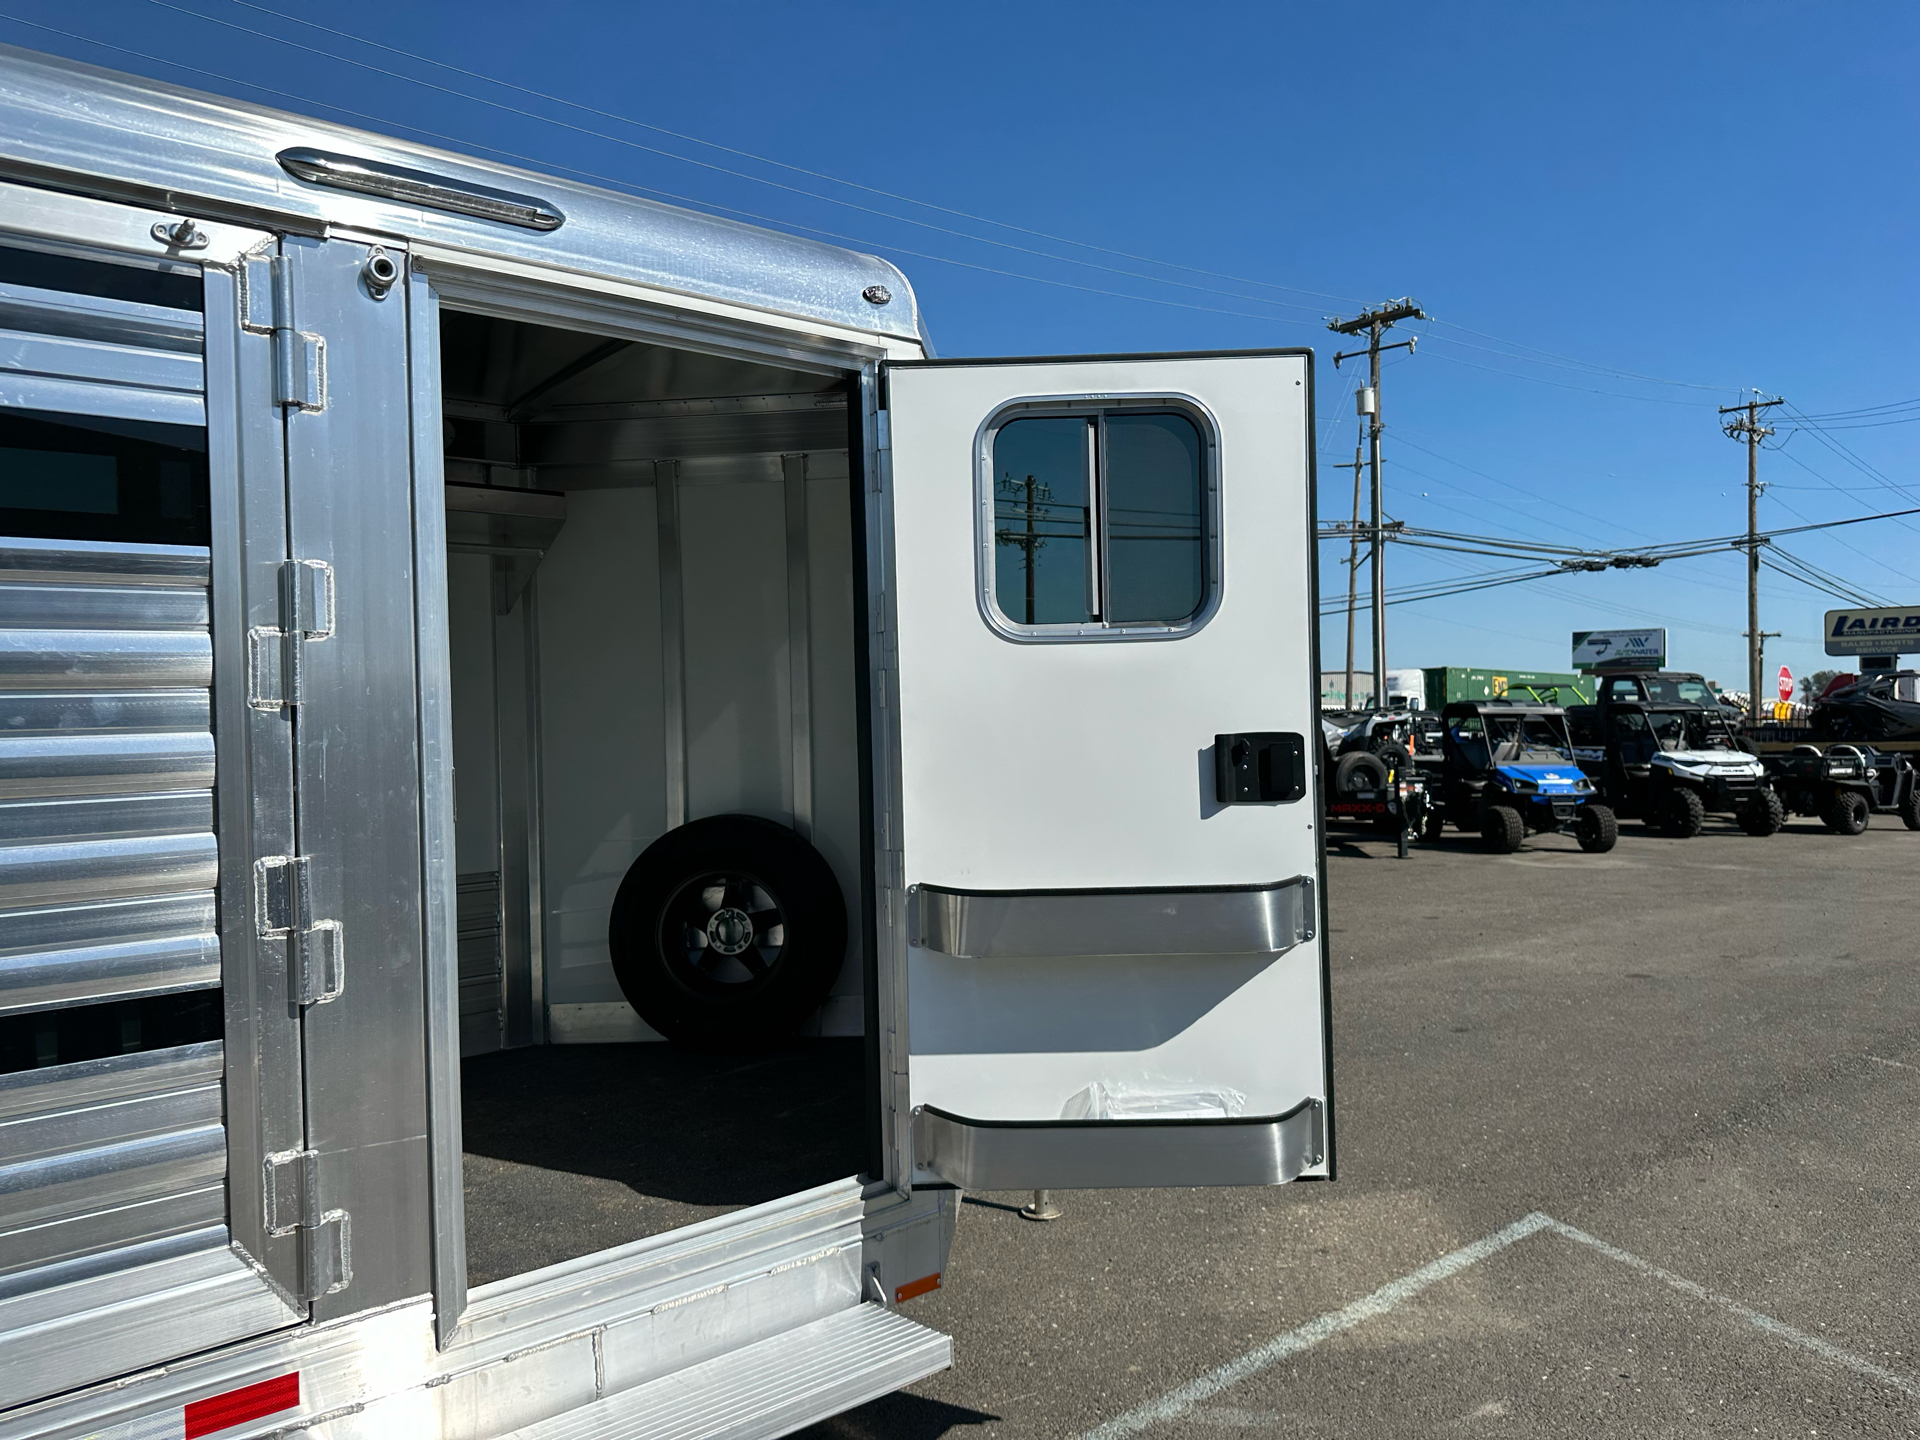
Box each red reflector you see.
[894,1273,941,1304]
[183,1373,300,1439]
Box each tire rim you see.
[659,872,787,997]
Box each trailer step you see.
[499,1302,950,1440]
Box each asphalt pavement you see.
[811,816,1919,1439]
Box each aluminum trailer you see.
[0,43,1332,1440]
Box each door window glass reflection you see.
[992,417,1092,626]
[989,408,1209,635]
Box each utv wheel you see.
[1420,806,1447,843]
[1575,804,1618,853]
[1657,788,1706,839]
[1481,803,1525,853]
[1902,783,1920,832]
[1739,788,1785,837]
[608,815,847,1047]
[1820,790,1869,836]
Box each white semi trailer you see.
[0,42,1332,1440]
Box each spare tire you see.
[1334,750,1390,795]
[1366,738,1414,773]
[608,815,847,1047]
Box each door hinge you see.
[264,1149,352,1300]
[255,854,345,1006]
[248,559,335,710]
[252,255,326,411]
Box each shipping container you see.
[1422,666,1594,708]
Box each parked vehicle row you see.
[1322,668,1920,852]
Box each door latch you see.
[1214,732,1308,804]
[255,854,345,1006]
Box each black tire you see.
[1366,737,1413,773]
[1739,788,1785,837]
[1481,803,1525,853]
[1902,781,1920,832]
[1820,790,1869,836]
[1420,805,1447,843]
[1575,804,1618,853]
[1657,787,1706,839]
[607,815,847,1047]
[1333,750,1390,795]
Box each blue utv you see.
[1432,700,1618,853]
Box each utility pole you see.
[1333,423,1366,711]
[1720,395,1784,714]
[1330,298,1425,711]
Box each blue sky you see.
[5,1,1912,692]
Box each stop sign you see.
[1777,665,1793,703]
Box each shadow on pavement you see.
[798,1394,1001,1438]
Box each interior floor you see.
[460,1041,866,1287]
[441,307,871,1287]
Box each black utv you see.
[1566,700,1782,837]
[1762,743,1920,834]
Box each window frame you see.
[973,392,1223,644]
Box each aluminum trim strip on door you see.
[908,876,1314,959]
[912,1098,1324,1190]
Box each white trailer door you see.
[883,352,1330,1192]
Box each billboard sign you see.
[1572,628,1666,671]
[1824,606,1920,657]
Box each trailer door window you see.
[987,406,1212,638]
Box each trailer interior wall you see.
[437,309,872,1283]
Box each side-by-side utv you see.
[1566,701,1780,837]
[1430,701,1617,854]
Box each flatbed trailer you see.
[0,44,1333,1440]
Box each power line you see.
[1328,299,1426,707]
[206,0,1367,308]
[20,3,1795,411]
[0,11,1341,334]
[137,0,1350,321]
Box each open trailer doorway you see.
[433,305,878,1284]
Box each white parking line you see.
[1076,1210,1916,1438]
[1076,1212,1555,1439]
[1545,1218,1919,1399]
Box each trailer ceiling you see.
[440,310,844,418]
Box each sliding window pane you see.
[1104,413,1203,624]
[992,417,1092,626]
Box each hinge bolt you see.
[151,218,209,251]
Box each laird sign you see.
[1824,606,1920,657]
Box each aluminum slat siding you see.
[0,1041,225,1279]
[0,536,227,1294]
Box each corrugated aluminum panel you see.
[0,533,226,1293]
[0,280,205,426]
[0,1041,225,1280]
